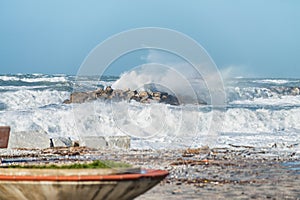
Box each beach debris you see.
[170,159,211,166]
[63,86,180,105]
[228,144,255,149]
[183,146,210,156]
[41,146,91,156]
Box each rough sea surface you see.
[0,74,300,154]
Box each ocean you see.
[0,73,299,152]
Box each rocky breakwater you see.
[63,86,180,105]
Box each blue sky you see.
[0,0,299,77]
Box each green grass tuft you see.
[2,160,132,169]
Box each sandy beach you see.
[1,146,299,199]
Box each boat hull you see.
[0,169,168,200]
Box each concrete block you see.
[52,137,73,147]
[80,136,131,149]
[80,136,107,149]
[106,136,131,149]
[9,131,50,149]
[8,132,131,150]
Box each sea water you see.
[0,73,300,152]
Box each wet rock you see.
[130,95,141,102]
[69,91,97,103]
[139,91,148,98]
[138,91,149,103]
[160,94,180,105]
[152,96,161,102]
[88,91,97,100]
[63,99,71,104]
[99,92,109,99]
[140,96,149,103]
[111,89,126,100]
[290,87,300,96]
[64,86,181,105]
[153,92,161,98]
[95,88,104,97]
[70,92,89,103]
[125,90,135,99]
[105,86,113,95]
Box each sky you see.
[0,0,299,78]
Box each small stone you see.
[72,141,80,147]
[153,92,161,97]
[172,189,182,194]
[175,181,182,185]
[63,99,71,104]
[139,91,148,98]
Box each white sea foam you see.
[253,79,293,85]
[0,76,20,81]
[112,64,211,104]
[1,99,300,149]
[230,95,300,106]
[0,74,300,151]
[226,85,300,104]
[0,85,49,91]
[0,90,70,110]
[0,75,67,83]
[20,77,68,83]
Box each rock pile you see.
[63,86,180,105]
[268,86,300,96]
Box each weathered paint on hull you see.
[0,169,168,200]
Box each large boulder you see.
[69,92,96,104]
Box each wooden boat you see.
[0,167,168,200]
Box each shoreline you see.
[0,146,299,199]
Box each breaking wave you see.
[0,74,300,149]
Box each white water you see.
[253,79,296,85]
[231,95,300,107]
[1,99,300,149]
[0,90,69,110]
[112,64,210,104]
[0,74,68,83]
[0,74,300,151]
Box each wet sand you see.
[135,148,300,200]
[1,146,300,199]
